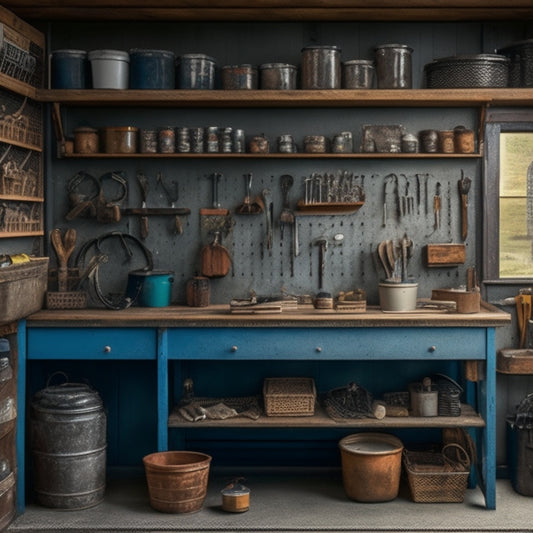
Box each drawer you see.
[27,327,157,360]
[167,327,487,360]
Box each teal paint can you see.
[127,270,174,307]
[51,49,90,89]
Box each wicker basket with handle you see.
[263,377,316,416]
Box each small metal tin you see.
[277,134,297,153]
[233,129,246,153]
[375,43,413,89]
[100,126,138,154]
[221,481,250,513]
[249,135,269,153]
[342,59,375,89]
[190,127,205,153]
[454,125,475,153]
[176,127,190,153]
[186,276,210,307]
[331,133,350,153]
[259,63,297,90]
[73,127,99,154]
[438,130,455,153]
[221,64,258,90]
[177,53,216,89]
[206,126,220,153]
[419,129,439,153]
[220,127,233,153]
[139,128,158,153]
[301,45,341,89]
[304,135,327,153]
[158,127,176,153]
[401,132,418,153]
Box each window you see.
[484,118,533,281]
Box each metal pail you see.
[30,381,107,509]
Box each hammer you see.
[315,238,328,289]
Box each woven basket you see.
[263,377,316,416]
[424,54,509,88]
[46,291,88,310]
[498,39,533,87]
[403,443,471,503]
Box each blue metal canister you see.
[51,49,90,89]
[177,54,216,89]
[129,49,176,89]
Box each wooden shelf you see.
[0,137,42,153]
[0,231,43,238]
[6,1,533,22]
[37,88,533,108]
[168,403,484,429]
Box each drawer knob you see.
[316,346,322,352]
[231,345,238,352]
[103,345,112,353]
[429,345,437,352]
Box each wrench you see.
[262,188,273,255]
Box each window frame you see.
[484,115,533,283]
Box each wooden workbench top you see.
[27,300,510,328]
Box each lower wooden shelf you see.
[168,403,484,429]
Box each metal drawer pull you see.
[231,346,238,352]
[103,346,112,353]
[316,346,322,352]
[429,345,437,352]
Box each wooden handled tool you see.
[458,171,472,241]
[51,227,76,291]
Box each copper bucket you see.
[339,433,403,502]
[143,451,212,513]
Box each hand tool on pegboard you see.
[157,172,183,234]
[137,172,150,239]
[458,169,471,241]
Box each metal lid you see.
[343,59,374,66]
[375,43,413,52]
[301,45,341,52]
[426,54,510,67]
[52,49,87,58]
[32,383,103,413]
[129,269,174,277]
[88,49,130,62]
[221,482,250,496]
[179,53,216,63]
[259,62,297,70]
[128,49,175,59]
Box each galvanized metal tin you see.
[375,44,413,89]
[177,53,216,89]
[301,45,341,89]
[30,382,107,509]
[259,63,297,90]
[129,49,176,89]
[342,59,375,89]
[221,64,258,90]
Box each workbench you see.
[17,302,509,510]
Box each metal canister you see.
[249,135,269,153]
[419,129,439,153]
[438,130,455,153]
[30,381,107,509]
[233,129,246,153]
[186,276,210,307]
[259,63,297,90]
[176,127,191,153]
[277,134,296,153]
[454,125,475,153]
[342,59,375,89]
[304,135,327,153]
[190,127,205,153]
[331,133,351,153]
[158,127,175,153]
[221,127,233,153]
[221,64,258,90]
[375,43,413,89]
[301,45,341,89]
[177,53,216,89]
[401,133,418,153]
[206,126,220,153]
[139,128,158,153]
[73,127,99,154]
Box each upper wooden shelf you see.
[36,88,533,108]
[6,0,533,21]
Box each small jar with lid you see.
[221,64,258,90]
[304,135,327,153]
[342,59,375,89]
[249,135,269,154]
[206,126,220,153]
[259,63,297,90]
[73,127,99,154]
[277,134,296,153]
[374,43,413,89]
[438,130,455,153]
[139,129,158,153]
[158,127,175,153]
[419,129,439,153]
[401,133,418,153]
[301,45,341,89]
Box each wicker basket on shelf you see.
[263,377,316,417]
[403,443,471,503]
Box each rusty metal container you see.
[143,451,211,513]
[342,59,375,89]
[301,45,341,89]
[186,276,210,307]
[100,126,138,153]
[259,63,297,90]
[30,381,107,509]
[221,64,258,89]
[73,127,99,154]
[339,433,403,502]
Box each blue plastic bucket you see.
[127,270,174,307]
[51,49,90,89]
[129,49,176,89]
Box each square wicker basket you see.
[403,443,471,503]
[263,377,316,416]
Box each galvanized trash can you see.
[30,380,107,509]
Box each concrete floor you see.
[7,469,533,532]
